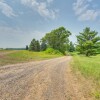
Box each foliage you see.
[26,45,28,50]
[68,41,75,52]
[41,27,71,54]
[40,41,47,51]
[76,27,100,56]
[29,39,40,51]
[45,48,63,55]
[96,42,100,53]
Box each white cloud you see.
[73,0,100,21]
[73,0,89,15]
[21,0,58,19]
[79,10,99,21]
[0,0,16,17]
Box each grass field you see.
[0,50,63,66]
[72,54,100,99]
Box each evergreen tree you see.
[68,42,75,52]
[76,27,100,56]
[40,42,47,51]
[36,40,40,51]
[29,39,40,51]
[26,45,28,50]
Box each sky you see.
[0,0,100,48]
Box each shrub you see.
[45,48,63,55]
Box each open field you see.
[72,54,100,99]
[0,50,63,66]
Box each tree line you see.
[27,26,100,56]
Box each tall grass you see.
[73,55,100,100]
[72,54,100,81]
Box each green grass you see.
[0,50,63,66]
[0,49,12,52]
[72,53,100,99]
[72,54,100,80]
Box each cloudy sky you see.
[0,0,100,48]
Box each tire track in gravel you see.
[0,57,72,100]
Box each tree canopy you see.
[76,27,100,56]
[29,39,40,51]
[68,41,75,52]
[41,27,71,54]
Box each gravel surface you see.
[0,57,72,100]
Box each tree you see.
[36,40,40,51]
[41,27,71,54]
[26,45,28,50]
[29,39,36,51]
[40,42,47,51]
[76,27,100,56]
[68,41,75,52]
[29,39,40,51]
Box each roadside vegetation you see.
[70,27,100,99]
[29,27,71,55]
[0,50,63,66]
[71,54,100,99]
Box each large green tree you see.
[29,39,40,51]
[41,27,71,54]
[76,27,100,56]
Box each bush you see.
[45,48,63,55]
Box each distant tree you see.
[26,45,28,50]
[40,42,47,51]
[35,40,40,51]
[76,27,100,56]
[29,39,40,51]
[41,27,71,54]
[29,39,36,51]
[68,41,75,52]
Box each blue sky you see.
[0,0,100,48]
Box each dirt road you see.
[0,56,83,100]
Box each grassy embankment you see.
[0,50,63,66]
[72,53,100,99]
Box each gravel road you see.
[0,57,72,100]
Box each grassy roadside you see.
[71,53,100,99]
[0,50,63,66]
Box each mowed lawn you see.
[73,54,100,100]
[0,50,63,66]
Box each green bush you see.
[45,48,63,55]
